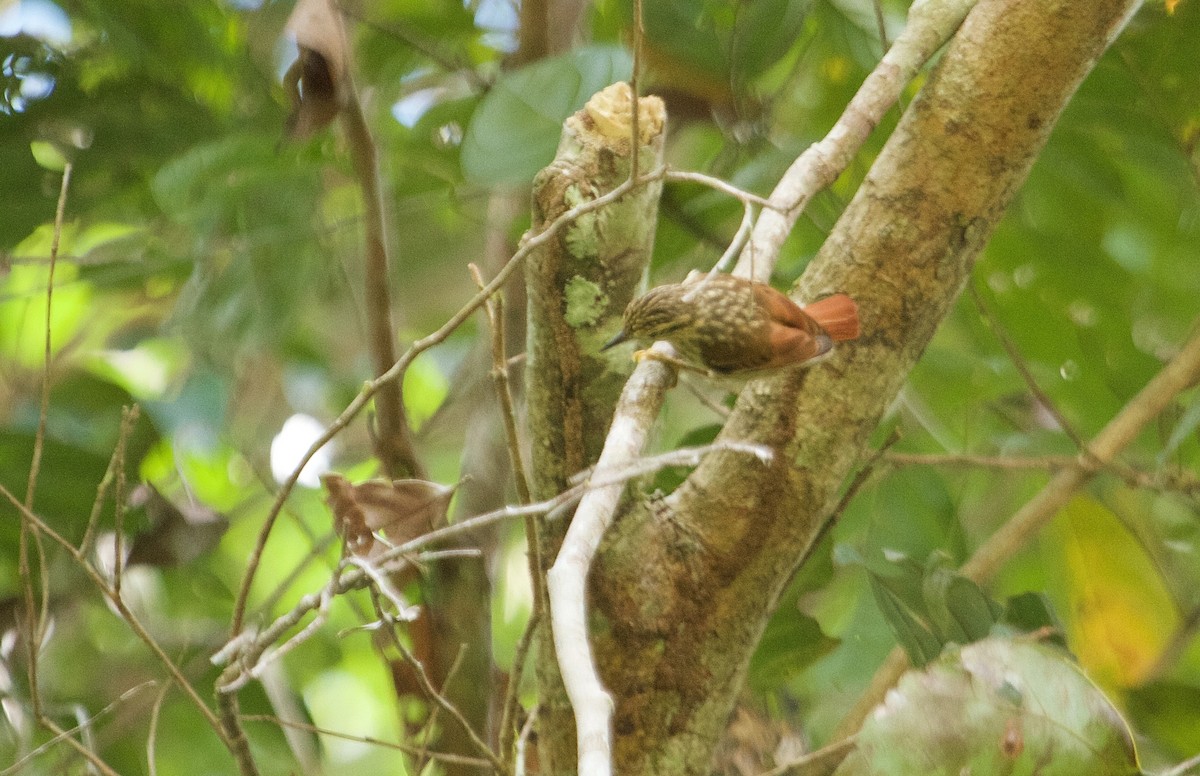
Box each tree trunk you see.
[574,0,1142,773]
[524,84,667,772]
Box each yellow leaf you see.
[1044,495,1177,689]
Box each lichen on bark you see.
[524,81,666,773]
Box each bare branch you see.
[469,261,547,621]
[0,484,235,755]
[515,704,539,776]
[1,682,154,776]
[228,164,667,636]
[665,170,776,209]
[373,605,507,775]
[21,162,72,719]
[81,406,140,556]
[147,680,171,776]
[215,441,759,690]
[240,714,493,767]
[548,370,774,776]
[499,611,540,762]
[735,0,978,280]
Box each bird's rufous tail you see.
[803,294,860,342]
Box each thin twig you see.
[146,680,172,776]
[337,1,490,91]
[340,89,424,481]
[228,165,667,638]
[224,586,335,693]
[885,451,1080,470]
[873,0,890,53]
[685,200,758,306]
[692,388,736,423]
[715,201,755,275]
[1,681,153,776]
[215,439,758,690]
[381,619,507,775]
[499,610,540,762]
[469,262,547,627]
[753,737,856,776]
[971,285,1158,491]
[468,263,534,505]
[31,717,122,776]
[791,430,902,585]
[514,704,539,776]
[239,715,493,767]
[20,162,71,719]
[565,441,773,489]
[112,407,132,601]
[1161,751,1200,776]
[665,169,776,209]
[0,484,235,753]
[81,406,140,556]
[630,0,643,184]
[832,321,1200,741]
[24,162,71,508]
[363,589,438,775]
[346,555,420,621]
[218,692,260,776]
[970,287,1089,450]
[884,450,1200,496]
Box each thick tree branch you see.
[523,82,667,773]
[735,0,977,281]
[340,93,425,480]
[589,1,1143,773]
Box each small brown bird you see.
[603,274,860,374]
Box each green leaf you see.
[923,553,1002,645]
[730,0,810,82]
[30,140,68,171]
[640,0,728,80]
[869,572,942,666]
[1002,592,1066,648]
[748,610,838,692]
[460,45,633,186]
[836,638,1141,776]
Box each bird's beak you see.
[601,330,629,351]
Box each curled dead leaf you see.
[322,473,456,558]
[282,0,350,138]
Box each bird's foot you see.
[633,349,711,377]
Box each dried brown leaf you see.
[322,474,456,558]
[282,0,350,138]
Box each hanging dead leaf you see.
[282,0,350,138]
[322,473,456,558]
[322,473,374,554]
[126,484,230,567]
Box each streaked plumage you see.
[603,274,859,373]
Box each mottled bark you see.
[588,1,1142,774]
[524,84,667,773]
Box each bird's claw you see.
[633,348,710,377]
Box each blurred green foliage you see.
[1,0,1198,772]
